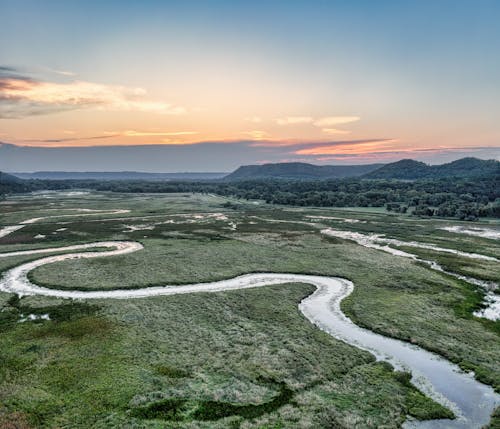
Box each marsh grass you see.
[130,380,294,422]
[0,284,452,428]
[16,215,500,393]
[0,191,498,427]
[488,406,500,428]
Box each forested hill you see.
[0,172,22,183]
[224,162,384,180]
[364,157,500,179]
[224,158,499,181]
[0,171,31,195]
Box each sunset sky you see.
[1,0,499,171]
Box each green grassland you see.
[0,191,499,428]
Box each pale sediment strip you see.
[0,241,144,259]
[441,226,500,240]
[320,229,498,262]
[321,228,499,321]
[0,209,130,240]
[0,225,25,238]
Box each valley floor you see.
[0,191,498,428]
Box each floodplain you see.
[0,191,499,428]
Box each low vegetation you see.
[0,191,498,428]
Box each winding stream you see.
[321,228,500,321]
[0,213,499,428]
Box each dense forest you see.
[225,157,500,180]
[1,172,499,220]
[95,176,499,220]
[365,157,500,179]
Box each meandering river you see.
[0,212,499,428]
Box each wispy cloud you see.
[0,67,185,118]
[19,134,119,144]
[312,116,360,127]
[13,130,198,146]
[295,139,397,155]
[274,115,360,127]
[274,115,360,135]
[249,138,391,148]
[46,68,77,77]
[114,130,198,137]
[0,66,21,76]
[321,128,352,135]
[275,116,313,125]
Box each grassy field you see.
[0,191,498,428]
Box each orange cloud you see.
[0,76,185,118]
[116,130,198,137]
[250,138,392,148]
[295,139,398,155]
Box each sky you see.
[0,0,499,172]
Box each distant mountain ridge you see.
[224,162,384,180]
[4,158,499,185]
[224,158,499,181]
[12,171,227,181]
[364,157,500,179]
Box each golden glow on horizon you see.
[1,74,498,162]
[295,140,399,155]
[2,0,500,168]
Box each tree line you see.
[1,175,499,220]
